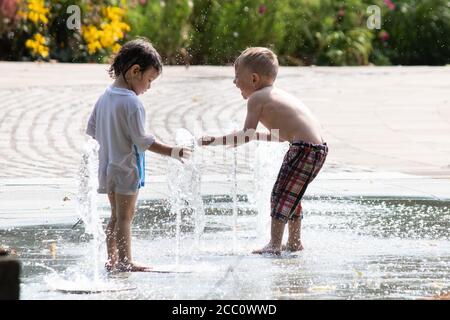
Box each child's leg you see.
[115,193,138,265]
[114,192,151,272]
[105,192,118,271]
[284,217,304,251]
[252,217,286,255]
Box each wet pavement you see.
[0,63,449,299]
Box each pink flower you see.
[338,9,345,17]
[383,0,396,10]
[379,30,390,42]
[0,0,17,19]
[140,0,147,5]
[258,4,267,15]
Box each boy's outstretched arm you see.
[199,96,273,147]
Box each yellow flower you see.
[82,25,104,54]
[87,41,102,55]
[82,6,131,56]
[25,39,36,50]
[34,33,46,44]
[112,43,121,54]
[104,6,125,22]
[38,47,49,58]
[25,33,49,58]
[27,0,49,25]
[82,25,101,43]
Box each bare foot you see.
[116,262,153,272]
[252,243,281,255]
[0,247,10,256]
[431,292,450,300]
[282,243,304,252]
[105,261,117,272]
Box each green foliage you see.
[322,28,373,65]
[379,0,450,65]
[1,0,449,65]
[127,0,191,64]
[189,0,286,64]
[279,0,373,66]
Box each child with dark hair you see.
[86,38,190,272]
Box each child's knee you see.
[108,215,117,225]
[271,212,289,224]
[116,214,133,224]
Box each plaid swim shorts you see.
[271,140,328,222]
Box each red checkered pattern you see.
[271,141,328,222]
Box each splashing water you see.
[46,138,135,294]
[76,139,104,238]
[231,142,238,252]
[7,137,450,298]
[75,138,105,283]
[252,141,289,238]
[44,138,130,294]
[168,129,204,266]
[224,122,241,253]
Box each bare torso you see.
[253,86,324,144]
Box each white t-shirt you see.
[86,86,155,195]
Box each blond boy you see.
[199,47,328,255]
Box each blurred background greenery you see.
[0,0,448,65]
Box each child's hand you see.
[171,146,192,163]
[197,136,216,146]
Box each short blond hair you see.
[235,47,279,80]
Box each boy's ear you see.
[252,73,260,84]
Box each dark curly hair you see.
[108,38,163,80]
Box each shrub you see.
[1,0,448,65]
[0,0,131,62]
[280,0,373,66]
[126,0,192,64]
[189,0,286,64]
[374,0,450,65]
